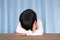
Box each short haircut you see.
[19,9,37,31]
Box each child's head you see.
[19,9,37,31]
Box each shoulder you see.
[36,19,43,31]
[37,19,43,25]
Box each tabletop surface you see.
[0,33,60,40]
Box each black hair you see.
[19,9,37,31]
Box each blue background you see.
[0,0,60,33]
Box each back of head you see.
[19,9,37,31]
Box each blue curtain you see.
[0,0,60,33]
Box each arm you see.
[36,19,44,35]
[15,22,26,36]
[27,19,44,36]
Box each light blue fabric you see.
[0,0,60,33]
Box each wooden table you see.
[0,33,60,40]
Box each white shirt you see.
[16,19,43,36]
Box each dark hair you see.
[19,9,37,31]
